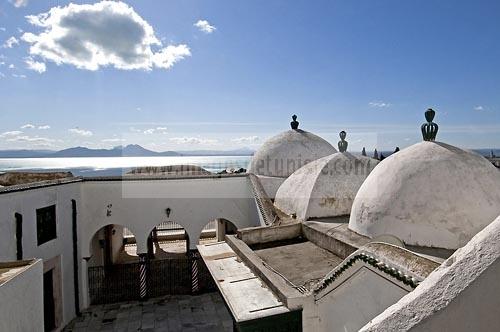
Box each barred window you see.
[37,205,57,245]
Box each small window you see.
[37,205,57,245]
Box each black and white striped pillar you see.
[190,251,200,294]
[138,253,149,300]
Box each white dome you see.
[248,129,336,178]
[275,152,379,220]
[349,141,500,249]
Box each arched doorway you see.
[87,224,141,304]
[88,224,139,267]
[146,221,190,259]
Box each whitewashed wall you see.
[315,268,408,332]
[0,182,81,328]
[0,175,262,321]
[256,175,286,199]
[0,260,44,332]
[360,214,500,332]
[80,176,261,256]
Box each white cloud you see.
[474,105,484,111]
[3,36,19,48]
[169,137,218,145]
[0,28,6,32]
[102,138,125,143]
[369,101,391,108]
[25,57,46,73]
[6,135,55,146]
[129,127,142,133]
[194,20,216,34]
[231,136,259,144]
[0,72,4,78]
[10,0,28,8]
[8,64,14,69]
[12,74,27,78]
[0,130,23,138]
[20,124,51,129]
[69,128,93,136]
[22,1,191,71]
[143,127,167,134]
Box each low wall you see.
[0,259,44,332]
[237,223,301,245]
[360,215,500,332]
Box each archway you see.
[123,227,138,258]
[198,219,217,245]
[87,224,141,304]
[198,219,238,245]
[88,224,139,267]
[146,221,190,259]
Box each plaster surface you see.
[80,176,261,255]
[0,182,82,327]
[360,214,500,332]
[0,259,44,332]
[254,175,286,199]
[275,152,378,220]
[248,129,336,178]
[317,267,408,332]
[349,141,500,249]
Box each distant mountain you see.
[0,144,255,158]
[49,145,179,157]
[0,149,54,158]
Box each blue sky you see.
[0,0,499,151]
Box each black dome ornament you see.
[338,130,348,152]
[421,108,438,141]
[290,115,299,130]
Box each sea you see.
[0,156,252,177]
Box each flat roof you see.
[197,241,290,322]
[252,239,344,291]
[0,172,249,195]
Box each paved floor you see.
[64,292,233,332]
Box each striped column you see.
[189,250,200,294]
[139,253,148,300]
[191,258,199,294]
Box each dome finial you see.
[290,115,299,130]
[338,130,348,152]
[421,108,438,141]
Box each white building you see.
[1,111,499,331]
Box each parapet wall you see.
[360,214,500,332]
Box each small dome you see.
[349,141,500,249]
[248,116,336,178]
[275,152,379,220]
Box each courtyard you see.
[63,292,233,332]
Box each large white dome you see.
[349,141,500,249]
[248,116,336,178]
[275,152,379,220]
